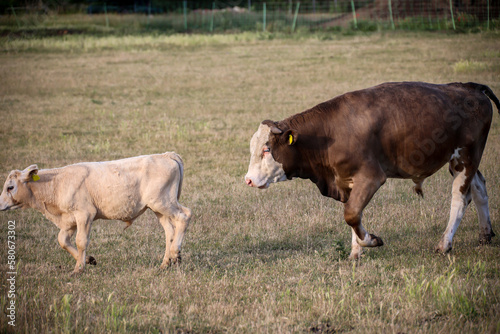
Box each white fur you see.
[349,229,363,259]
[0,153,191,274]
[470,173,493,240]
[437,169,468,252]
[450,148,463,161]
[245,124,287,188]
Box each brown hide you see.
[264,82,499,203]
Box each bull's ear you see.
[262,120,283,134]
[284,129,298,145]
[20,165,39,182]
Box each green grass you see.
[1,12,498,37]
[0,31,499,333]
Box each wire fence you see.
[5,1,500,33]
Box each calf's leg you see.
[155,212,176,268]
[58,225,97,268]
[169,205,191,263]
[58,227,78,261]
[73,213,94,274]
[155,205,191,268]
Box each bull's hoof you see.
[370,234,384,247]
[479,231,495,245]
[479,236,492,245]
[86,256,97,266]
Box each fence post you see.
[350,0,357,29]
[183,1,188,31]
[487,0,490,30]
[263,3,267,32]
[10,6,20,28]
[104,2,109,28]
[449,0,456,30]
[210,2,215,32]
[388,0,395,30]
[292,2,300,33]
[147,1,151,26]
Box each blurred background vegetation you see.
[0,0,498,34]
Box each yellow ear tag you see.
[32,175,40,181]
[288,134,294,145]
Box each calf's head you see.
[245,120,299,189]
[0,165,39,211]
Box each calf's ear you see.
[284,129,298,146]
[20,165,39,182]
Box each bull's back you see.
[333,82,494,178]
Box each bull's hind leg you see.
[436,163,473,253]
[471,171,495,245]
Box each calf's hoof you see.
[172,254,181,264]
[159,255,182,269]
[71,269,84,276]
[348,252,362,260]
[86,256,97,266]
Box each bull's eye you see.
[7,186,14,192]
[263,148,270,153]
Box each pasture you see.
[0,31,499,333]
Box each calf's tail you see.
[165,152,184,200]
[466,82,500,113]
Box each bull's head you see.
[0,165,39,211]
[245,120,299,189]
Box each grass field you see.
[0,30,499,333]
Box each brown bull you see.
[245,82,498,259]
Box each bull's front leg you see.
[344,168,386,259]
[349,228,364,260]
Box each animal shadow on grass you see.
[189,228,351,271]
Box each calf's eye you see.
[7,186,14,192]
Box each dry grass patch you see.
[0,32,499,333]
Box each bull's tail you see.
[164,152,184,200]
[466,82,500,113]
